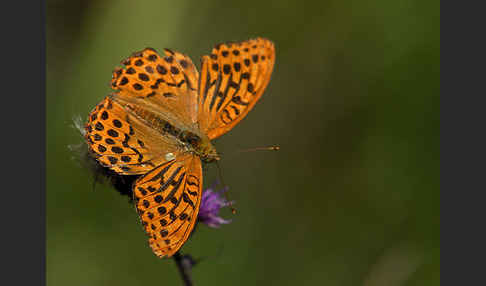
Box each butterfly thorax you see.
[175,128,219,162]
[193,135,219,163]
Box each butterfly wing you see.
[111,47,199,126]
[197,38,275,139]
[132,154,202,258]
[84,96,182,175]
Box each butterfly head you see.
[198,139,220,163]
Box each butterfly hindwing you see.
[198,38,275,139]
[84,96,181,175]
[132,155,202,258]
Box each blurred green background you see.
[46,0,439,285]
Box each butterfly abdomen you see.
[120,99,183,137]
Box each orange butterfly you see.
[84,38,275,258]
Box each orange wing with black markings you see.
[132,155,202,258]
[197,38,275,139]
[111,47,199,126]
[84,96,183,175]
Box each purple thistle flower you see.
[198,183,233,228]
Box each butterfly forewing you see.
[133,155,202,258]
[198,38,275,139]
[111,47,199,126]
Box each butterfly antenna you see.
[224,145,280,160]
[215,160,237,214]
[237,145,280,153]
